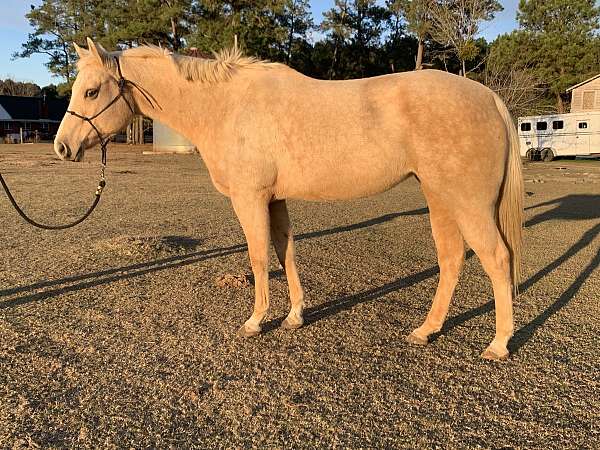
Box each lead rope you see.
[0,147,107,230]
[0,56,158,230]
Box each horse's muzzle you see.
[54,141,84,162]
[54,141,71,160]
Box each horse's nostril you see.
[56,142,71,160]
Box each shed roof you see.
[566,74,600,92]
[0,95,67,121]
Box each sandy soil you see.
[0,144,598,448]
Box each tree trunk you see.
[128,116,145,144]
[329,40,339,80]
[556,92,565,113]
[462,59,467,77]
[63,41,71,84]
[171,16,180,51]
[415,37,424,70]
[139,117,144,143]
[287,4,295,64]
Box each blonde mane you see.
[78,44,276,84]
[172,46,275,83]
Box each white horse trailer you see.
[517,112,600,161]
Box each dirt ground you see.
[0,144,598,448]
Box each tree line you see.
[13,0,600,117]
[0,79,62,99]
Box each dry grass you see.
[0,144,598,448]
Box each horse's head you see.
[54,38,135,162]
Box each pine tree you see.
[278,0,314,65]
[322,0,390,78]
[393,0,435,70]
[517,0,600,112]
[13,0,104,85]
[186,0,306,63]
[489,0,600,113]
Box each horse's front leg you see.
[232,192,271,337]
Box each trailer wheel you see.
[526,148,536,161]
[541,148,555,162]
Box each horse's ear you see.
[73,42,88,59]
[86,37,106,65]
[96,42,108,53]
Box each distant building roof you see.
[566,74,600,93]
[45,98,69,121]
[0,95,68,122]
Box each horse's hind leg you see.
[269,200,305,329]
[407,194,465,345]
[456,208,514,360]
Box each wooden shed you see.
[567,74,600,112]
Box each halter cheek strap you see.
[66,57,159,152]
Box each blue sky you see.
[1,0,519,87]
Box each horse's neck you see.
[122,57,231,165]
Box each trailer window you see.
[536,122,547,130]
[579,122,588,129]
[552,120,564,130]
[520,122,531,132]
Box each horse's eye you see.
[85,88,98,98]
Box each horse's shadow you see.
[0,207,429,309]
[524,194,600,227]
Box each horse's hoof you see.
[480,347,509,361]
[281,318,303,330]
[237,324,261,338]
[405,331,428,346]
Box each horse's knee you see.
[249,254,269,272]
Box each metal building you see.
[151,120,195,154]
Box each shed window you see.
[520,122,531,132]
[23,122,31,131]
[536,122,548,131]
[579,122,588,129]
[583,91,595,109]
[3,122,11,131]
[40,122,49,130]
[552,120,564,130]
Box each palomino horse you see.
[55,38,523,360]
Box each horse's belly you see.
[277,155,410,201]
